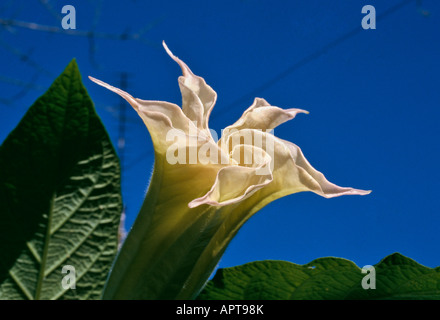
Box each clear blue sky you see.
[0,0,439,269]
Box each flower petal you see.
[163,41,217,131]
[225,129,371,200]
[282,140,372,198]
[189,145,273,207]
[177,78,204,129]
[94,43,371,301]
[88,76,208,151]
[223,98,308,135]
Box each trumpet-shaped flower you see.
[89,42,370,300]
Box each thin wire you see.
[0,2,160,106]
[0,73,44,91]
[0,18,158,43]
[124,0,417,170]
[86,0,103,69]
[212,0,416,122]
[0,9,53,106]
[0,72,43,106]
[38,0,62,22]
[0,36,54,77]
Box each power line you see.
[0,73,44,91]
[0,72,43,106]
[0,2,161,107]
[124,0,418,170]
[38,0,62,22]
[0,18,158,43]
[213,0,416,121]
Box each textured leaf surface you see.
[0,60,122,300]
[198,253,440,300]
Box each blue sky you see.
[0,0,439,270]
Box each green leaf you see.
[0,60,122,300]
[197,253,440,300]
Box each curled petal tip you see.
[162,41,193,78]
[290,109,309,115]
[88,75,139,112]
[324,188,372,198]
[188,202,196,209]
[351,188,372,196]
[88,75,98,83]
[188,199,202,209]
[162,41,179,64]
[162,40,172,55]
[347,188,372,196]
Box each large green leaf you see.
[0,60,122,300]
[198,253,440,300]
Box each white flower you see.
[90,42,369,209]
[89,42,370,299]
